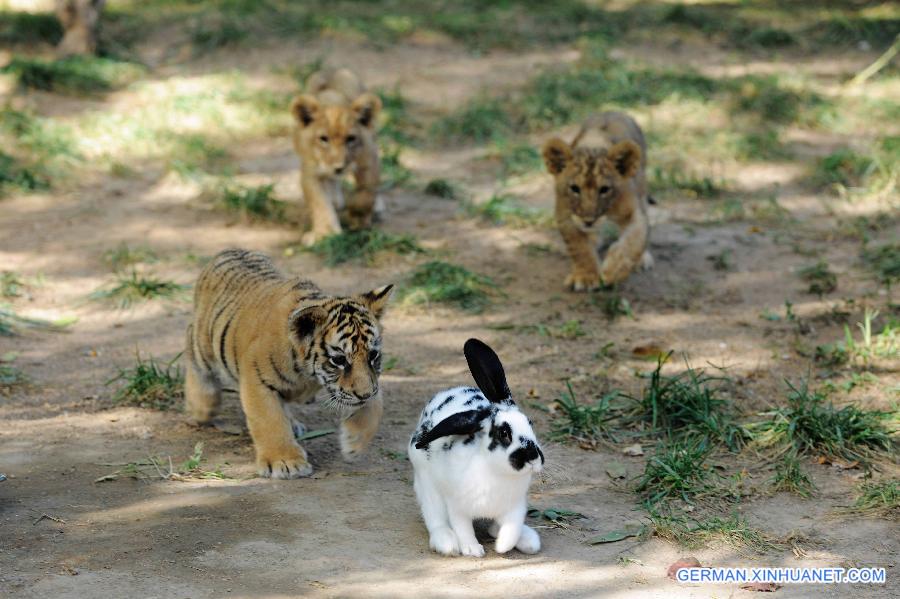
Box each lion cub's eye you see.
[599,185,611,195]
[319,135,329,143]
[569,184,581,194]
[346,134,357,144]
[329,354,347,368]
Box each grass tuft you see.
[636,438,715,504]
[629,354,747,450]
[748,379,895,463]
[550,382,620,442]
[91,271,186,308]
[307,230,424,266]
[843,479,899,520]
[220,184,286,221]
[770,451,816,498]
[1,271,27,299]
[466,194,550,227]
[398,260,497,312]
[799,260,837,296]
[861,244,899,287]
[424,178,460,200]
[107,353,184,410]
[0,305,74,336]
[2,56,143,95]
[648,509,786,554]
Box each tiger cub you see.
[185,248,393,479]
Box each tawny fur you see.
[542,111,652,290]
[290,68,382,246]
[184,249,392,479]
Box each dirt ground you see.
[1,3,899,598]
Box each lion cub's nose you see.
[334,166,345,175]
[583,218,596,226]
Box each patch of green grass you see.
[628,354,747,451]
[1,272,26,299]
[91,271,187,308]
[799,260,837,296]
[843,479,899,519]
[0,10,63,45]
[0,151,49,192]
[167,133,229,176]
[770,451,816,498]
[0,305,75,336]
[748,379,895,463]
[815,149,875,188]
[2,56,144,95]
[729,75,809,124]
[377,88,417,146]
[398,260,497,313]
[550,382,620,442]
[380,145,412,189]
[707,250,733,272]
[220,184,286,221]
[0,352,27,393]
[651,167,724,199]
[423,178,460,200]
[307,229,424,266]
[648,509,785,554]
[636,438,716,504]
[736,129,792,161]
[494,141,543,176]
[103,244,158,272]
[107,353,184,410]
[811,16,900,47]
[466,194,550,227]
[741,26,797,49]
[431,96,513,144]
[189,12,248,53]
[862,244,900,286]
[591,291,634,320]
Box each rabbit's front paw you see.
[516,525,541,554]
[429,527,460,556]
[459,541,485,558]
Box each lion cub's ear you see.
[351,93,382,128]
[542,137,573,175]
[290,94,320,127]
[607,140,642,179]
[357,284,394,318]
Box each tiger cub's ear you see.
[290,305,327,342]
[357,284,394,318]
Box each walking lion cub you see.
[290,68,382,246]
[542,112,653,290]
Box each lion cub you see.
[542,112,653,290]
[290,68,383,246]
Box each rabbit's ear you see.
[414,408,491,449]
[464,338,512,403]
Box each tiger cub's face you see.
[291,285,393,409]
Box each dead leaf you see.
[622,443,644,457]
[588,522,645,544]
[667,557,701,580]
[741,582,781,592]
[632,344,666,359]
[605,462,627,479]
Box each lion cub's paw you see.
[257,446,313,479]
[565,270,602,292]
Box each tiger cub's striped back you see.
[185,248,393,479]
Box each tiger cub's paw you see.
[257,445,313,479]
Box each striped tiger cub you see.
[185,248,393,479]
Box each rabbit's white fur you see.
[408,340,544,557]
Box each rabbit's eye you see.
[329,354,347,368]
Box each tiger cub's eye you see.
[330,354,347,368]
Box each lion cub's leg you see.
[239,372,313,479]
[339,393,383,461]
[184,327,221,423]
[599,211,649,285]
[301,174,342,246]
[558,219,602,292]
[345,149,380,230]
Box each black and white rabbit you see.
[408,338,544,557]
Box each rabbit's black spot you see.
[437,394,455,410]
[464,393,485,406]
[463,434,475,445]
[442,441,454,451]
[488,422,513,451]
[509,439,542,470]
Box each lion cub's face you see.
[291,93,382,177]
[542,139,642,232]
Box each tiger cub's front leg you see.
[340,393,383,461]
[239,369,313,479]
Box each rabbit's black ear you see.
[464,338,512,403]
[414,408,491,449]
